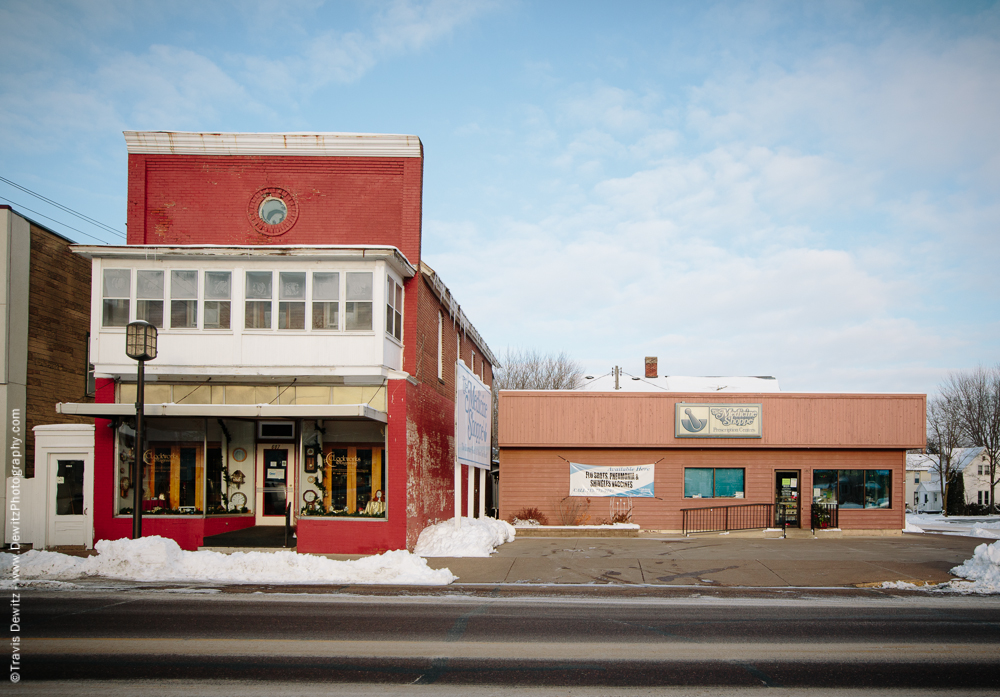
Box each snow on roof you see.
[576,373,780,393]
[907,448,985,473]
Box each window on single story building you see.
[684,468,745,498]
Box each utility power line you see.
[0,196,112,245]
[0,175,126,240]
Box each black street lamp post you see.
[125,320,157,539]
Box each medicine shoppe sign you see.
[675,403,762,438]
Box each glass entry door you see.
[775,470,800,528]
[256,446,292,525]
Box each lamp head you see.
[125,320,158,361]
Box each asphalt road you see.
[16,588,1000,691]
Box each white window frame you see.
[385,276,403,343]
[437,312,444,380]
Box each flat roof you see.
[70,244,418,278]
[124,131,422,158]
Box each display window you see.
[206,419,255,515]
[115,417,256,516]
[812,469,891,509]
[298,420,386,518]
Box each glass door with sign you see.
[256,446,293,525]
[775,470,800,528]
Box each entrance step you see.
[197,546,297,554]
[202,526,295,549]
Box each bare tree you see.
[491,348,584,448]
[941,365,1000,514]
[926,395,967,517]
[493,347,585,391]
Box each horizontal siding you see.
[499,448,905,531]
[499,392,925,449]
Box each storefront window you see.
[144,419,204,514]
[116,417,253,517]
[299,420,385,518]
[206,419,255,515]
[812,469,838,504]
[812,470,891,509]
[684,468,745,498]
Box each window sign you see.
[570,463,654,497]
[676,403,762,438]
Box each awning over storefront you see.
[56,402,387,422]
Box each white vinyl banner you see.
[455,360,491,469]
[569,463,655,497]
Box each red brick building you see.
[60,132,495,553]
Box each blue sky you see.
[2,0,998,394]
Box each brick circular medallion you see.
[247,186,298,236]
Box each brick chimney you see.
[645,356,657,378]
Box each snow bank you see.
[904,522,924,533]
[950,540,1000,593]
[414,516,515,557]
[0,536,455,585]
[511,522,640,530]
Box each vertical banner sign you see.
[456,360,491,469]
[569,464,655,497]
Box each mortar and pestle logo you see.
[681,407,707,432]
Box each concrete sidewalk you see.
[422,532,985,588]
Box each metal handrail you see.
[810,502,839,531]
[681,502,775,535]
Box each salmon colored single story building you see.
[498,390,925,534]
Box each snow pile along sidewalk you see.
[950,540,1000,593]
[969,521,1000,539]
[0,536,455,585]
[414,516,515,557]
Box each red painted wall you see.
[93,377,258,551]
[126,154,424,264]
[404,379,462,549]
[296,379,410,555]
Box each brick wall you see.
[25,224,93,476]
[413,277,493,401]
[127,154,424,264]
[404,379,458,549]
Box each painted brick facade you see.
[81,133,496,554]
[126,155,424,264]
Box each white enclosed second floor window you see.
[278,272,306,330]
[245,271,273,329]
[170,270,198,329]
[311,272,339,330]
[386,277,402,341]
[204,271,231,329]
[345,272,373,331]
[136,270,164,327]
[102,269,131,327]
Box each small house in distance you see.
[499,358,924,534]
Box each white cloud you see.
[241,0,496,90]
